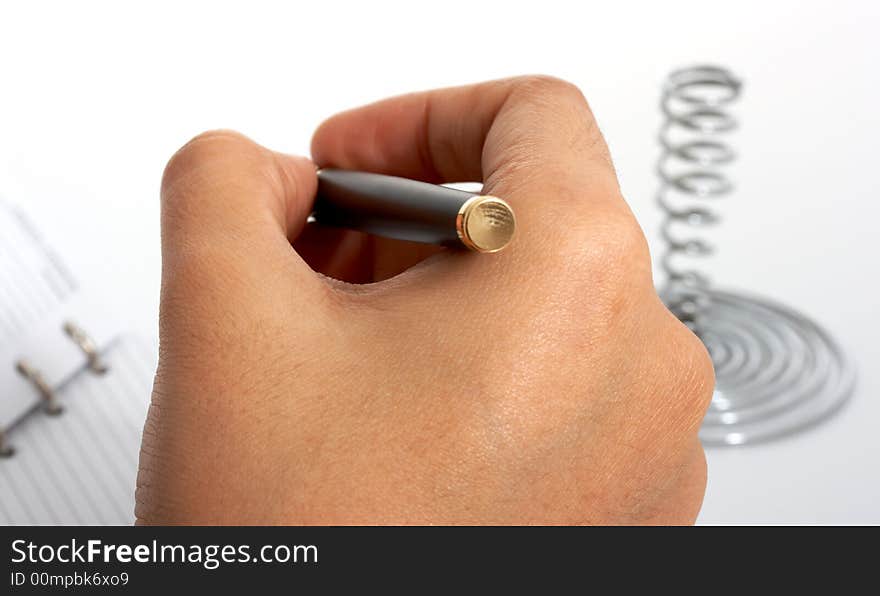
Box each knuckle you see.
[160,129,261,202]
[510,74,587,106]
[486,75,612,189]
[556,209,652,292]
[499,75,612,175]
[159,129,281,248]
[522,211,654,346]
[591,210,652,273]
[661,318,716,426]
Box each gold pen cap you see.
[456,196,516,253]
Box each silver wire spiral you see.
[657,65,856,446]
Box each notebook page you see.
[0,193,156,525]
[0,335,155,525]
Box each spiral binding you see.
[1,320,108,458]
[657,65,856,445]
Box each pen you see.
[313,169,516,253]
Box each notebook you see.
[0,197,155,525]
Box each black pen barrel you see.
[313,169,515,253]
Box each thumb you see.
[159,130,323,301]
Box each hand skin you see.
[136,76,715,525]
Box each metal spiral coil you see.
[658,65,740,333]
[656,65,856,446]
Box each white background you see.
[1,0,877,523]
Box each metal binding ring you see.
[63,321,108,374]
[0,430,14,458]
[15,359,63,415]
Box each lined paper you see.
[0,337,154,524]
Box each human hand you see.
[136,76,714,525]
